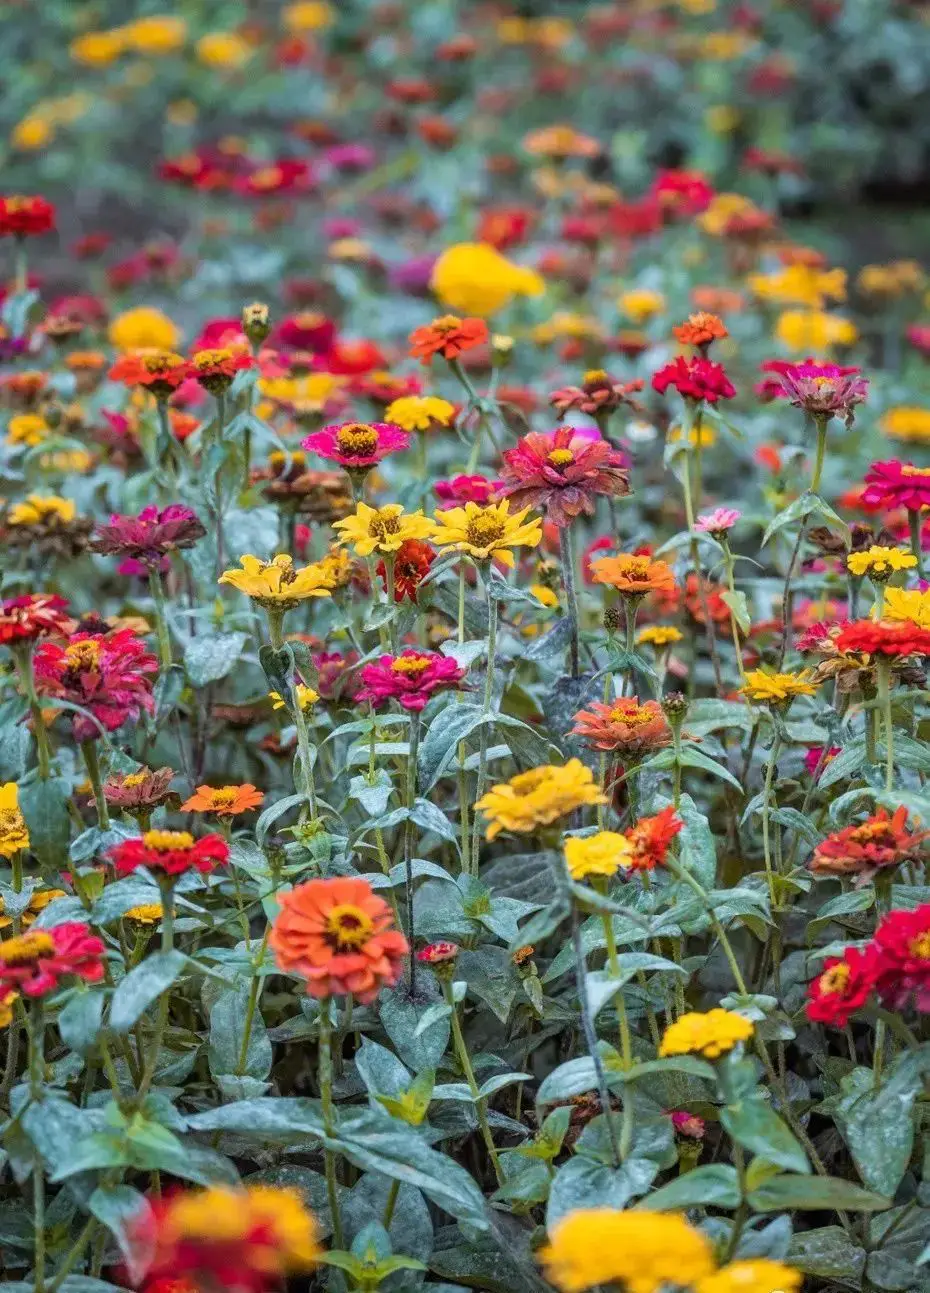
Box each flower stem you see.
[878,659,895,794]
[601,912,632,1068]
[571,902,622,1167]
[136,878,175,1105]
[810,416,828,495]
[559,525,581,678]
[404,711,421,993]
[760,733,782,910]
[148,567,173,670]
[13,646,51,779]
[909,509,924,578]
[666,857,748,995]
[80,740,110,831]
[442,979,503,1184]
[318,999,344,1246]
[470,588,499,867]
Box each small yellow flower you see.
[530,583,559,609]
[11,117,53,151]
[218,555,333,610]
[858,261,925,299]
[618,288,665,323]
[748,265,846,309]
[259,372,346,415]
[637,625,684,647]
[698,192,759,237]
[431,500,541,568]
[701,30,753,58]
[109,307,180,352]
[880,406,930,443]
[119,16,187,54]
[740,669,817,707]
[476,760,606,841]
[70,30,125,65]
[283,1,335,31]
[125,904,164,926]
[333,503,435,557]
[7,495,76,527]
[705,105,740,134]
[196,31,253,68]
[328,238,371,262]
[882,587,930,629]
[270,685,319,712]
[7,414,50,448]
[660,1008,754,1060]
[697,1259,803,1293]
[846,546,917,579]
[667,422,717,449]
[385,395,456,433]
[564,831,632,880]
[774,310,857,353]
[532,312,605,345]
[431,243,545,317]
[0,990,17,1029]
[0,784,30,859]
[540,1208,716,1293]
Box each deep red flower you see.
[237,159,313,198]
[302,420,409,469]
[834,620,930,658]
[873,905,930,1012]
[0,195,56,237]
[805,946,878,1028]
[0,594,72,645]
[357,650,465,712]
[274,312,337,354]
[498,425,630,527]
[761,360,868,421]
[804,746,841,778]
[71,233,111,259]
[91,505,206,565]
[108,829,229,878]
[743,146,804,177]
[417,940,460,964]
[650,169,714,216]
[377,539,435,602]
[434,474,501,509]
[0,924,104,998]
[477,206,533,251]
[652,356,735,404]
[34,630,158,742]
[862,460,930,513]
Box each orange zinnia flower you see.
[408,315,489,365]
[672,312,728,349]
[180,784,265,816]
[572,697,672,755]
[270,876,408,1003]
[625,806,683,871]
[590,552,677,598]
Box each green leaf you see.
[209,984,272,1085]
[19,776,71,868]
[748,1173,891,1213]
[677,746,745,793]
[109,951,187,1033]
[721,589,751,633]
[418,704,485,789]
[88,1186,149,1272]
[833,1052,930,1197]
[183,633,247,686]
[187,1098,325,1137]
[787,1226,866,1283]
[58,990,104,1054]
[720,1095,810,1174]
[677,792,718,887]
[639,1165,741,1211]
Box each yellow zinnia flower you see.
[0,784,29,859]
[7,495,76,526]
[430,500,541,568]
[270,685,319,712]
[109,307,180,352]
[258,372,346,415]
[431,243,545,317]
[196,31,253,68]
[564,831,632,880]
[697,1260,803,1293]
[882,587,930,628]
[748,264,846,309]
[218,555,333,609]
[637,625,683,647]
[283,1,335,30]
[739,669,817,707]
[11,117,53,151]
[880,407,930,443]
[333,503,435,556]
[541,1208,716,1293]
[846,546,917,579]
[7,414,50,447]
[618,289,665,323]
[659,1007,754,1060]
[125,904,164,926]
[120,16,187,54]
[774,310,857,353]
[532,312,605,345]
[476,760,606,841]
[385,395,456,432]
[70,30,125,65]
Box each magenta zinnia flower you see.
[862,460,930,513]
[434,474,502,509]
[91,504,206,566]
[357,650,465,712]
[498,425,630,527]
[651,356,735,404]
[302,420,409,468]
[761,360,868,421]
[34,629,158,742]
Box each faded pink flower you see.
[761,360,868,422]
[498,425,630,527]
[91,505,206,565]
[695,507,741,535]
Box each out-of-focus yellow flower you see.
[431,500,542,567]
[11,117,53,150]
[883,587,930,628]
[328,238,371,262]
[7,414,50,448]
[125,904,164,925]
[532,312,605,345]
[530,583,559,609]
[740,669,817,706]
[564,831,632,880]
[431,243,544,317]
[774,310,857,353]
[218,555,333,609]
[283,1,335,31]
[0,990,17,1029]
[166,99,198,126]
[750,265,846,309]
[41,450,94,474]
[119,16,187,54]
[258,372,346,415]
[541,1209,716,1293]
[70,30,125,65]
[270,684,319,712]
[618,289,665,323]
[679,0,717,11]
[196,31,253,68]
[880,407,930,443]
[697,1260,802,1293]
[858,261,925,299]
[476,760,606,841]
[109,307,180,351]
[333,503,435,556]
[385,395,456,432]
[523,124,599,159]
[660,1008,754,1059]
[667,423,717,449]
[698,192,759,236]
[7,495,76,527]
[637,625,684,647]
[705,105,740,134]
[847,546,917,579]
[701,31,753,58]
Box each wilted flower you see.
[103,767,175,815]
[809,806,928,880]
[91,505,206,565]
[357,650,465,711]
[476,760,606,840]
[0,924,104,998]
[34,630,158,741]
[498,425,630,526]
[108,829,229,877]
[548,370,644,419]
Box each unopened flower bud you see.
[491,333,514,367]
[661,691,689,724]
[242,301,271,345]
[603,605,624,635]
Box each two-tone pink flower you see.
[302,420,409,470]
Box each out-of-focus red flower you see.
[71,233,111,259]
[313,650,360,702]
[0,195,56,237]
[316,338,385,375]
[275,312,336,354]
[0,594,72,644]
[652,356,735,404]
[0,924,104,998]
[873,904,930,1013]
[477,206,533,251]
[409,315,488,365]
[743,147,804,177]
[650,169,713,216]
[834,620,930,658]
[434,474,501,509]
[377,538,435,602]
[804,746,841,778]
[238,159,314,198]
[863,460,930,513]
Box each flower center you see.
[583,368,608,385]
[122,772,147,787]
[209,788,239,808]
[819,964,851,995]
[65,640,101,670]
[547,448,575,468]
[391,655,432,675]
[336,423,379,456]
[325,903,375,950]
[369,511,401,539]
[902,465,930,477]
[192,348,232,372]
[609,705,652,726]
[465,514,507,547]
[433,316,461,335]
[142,830,194,852]
[910,932,930,960]
[0,931,54,964]
[0,810,21,834]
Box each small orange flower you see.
[591,552,677,598]
[180,784,265,816]
[625,806,683,871]
[572,697,672,755]
[672,312,728,349]
[408,315,489,365]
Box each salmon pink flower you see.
[109,829,229,877]
[548,370,644,420]
[695,507,741,536]
[862,460,930,513]
[805,947,878,1027]
[572,697,672,756]
[761,360,868,423]
[498,425,630,526]
[0,924,104,998]
[301,420,409,469]
[91,505,206,566]
[809,806,929,880]
[357,650,465,711]
[652,356,735,404]
[34,630,158,742]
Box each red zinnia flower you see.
[91,505,206,565]
[805,946,878,1028]
[0,923,104,998]
[862,460,930,513]
[652,356,735,404]
[301,420,409,469]
[498,425,630,527]
[377,538,435,602]
[477,206,533,251]
[274,311,336,354]
[417,940,460,964]
[188,346,255,395]
[761,360,868,422]
[809,806,929,880]
[434,474,501,509]
[804,746,841,778]
[34,630,158,742]
[108,829,229,878]
[357,650,465,712]
[315,338,385,376]
[109,350,189,398]
[408,315,489,365]
[872,904,930,1012]
[624,806,683,871]
[0,593,72,644]
[834,620,930,658]
[650,169,714,216]
[0,195,56,238]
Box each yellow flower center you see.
[65,640,101,670]
[391,656,432,675]
[465,514,507,547]
[547,448,575,467]
[325,903,374,950]
[583,368,608,384]
[910,933,930,960]
[0,809,21,836]
[192,348,233,371]
[902,465,930,477]
[0,931,54,964]
[819,964,851,994]
[209,788,239,808]
[122,772,147,788]
[608,705,652,726]
[336,423,379,456]
[142,830,194,852]
[368,511,401,539]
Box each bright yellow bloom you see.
[705,105,740,134]
[846,546,917,579]
[0,784,29,860]
[283,1,335,30]
[774,310,857,353]
[7,495,76,526]
[328,238,371,262]
[697,1260,803,1293]
[0,990,17,1029]
[163,1185,320,1272]
[540,1209,716,1293]
[385,395,456,432]
[0,888,65,929]
[637,625,683,647]
[270,685,319,712]
[119,16,187,54]
[882,587,930,629]
[109,308,180,352]
[41,450,94,474]
[564,831,633,880]
[218,555,333,609]
[431,243,545,317]
[748,265,846,309]
[668,422,717,449]
[660,1008,754,1060]
[618,289,665,323]
[258,372,346,415]
[530,583,559,609]
[698,192,758,237]
[11,117,53,151]
[333,503,435,556]
[701,30,753,58]
[858,261,925,298]
[880,407,930,443]
[476,760,606,841]
[124,904,164,926]
[197,32,253,68]
[430,500,541,568]
[70,30,125,65]
[740,669,817,706]
[7,414,50,448]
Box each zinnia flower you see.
[809,806,928,880]
[180,784,264,816]
[103,767,175,816]
[270,875,408,1002]
[0,593,72,644]
[872,904,930,1012]
[108,829,229,877]
[694,507,741,536]
[430,499,542,566]
[408,315,489,365]
[540,1209,715,1293]
[385,395,456,432]
[652,356,735,404]
[624,806,683,871]
[434,474,501,508]
[590,552,676,597]
[109,350,188,397]
[109,307,180,352]
[475,760,606,841]
[739,669,818,707]
[498,425,630,527]
[697,1262,802,1293]
[846,545,916,579]
[0,924,104,998]
[659,1008,754,1060]
[883,588,930,629]
[0,783,29,858]
[548,370,644,419]
[430,242,544,316]
[301,420,409,470]
[862,460,930,513]
[564,831,633,880]
[761,360,868,422]
[805,947,878,1028]
[672,312,728,350]
[881,407,930,443]
[333,503,435,556]
[572,697,672,756]
[34,630,158,742]
[356,650,465,711]
[0,195,56,237]
[376,538,435,602]
[218,555,333,610]
[188,346,255,395]
[834,620,930,657]
[91,505,206,565]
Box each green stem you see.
[318,1000,344,1246]
[148,567,173,670]
[80,740,110,831]
[404,711,421,993]
[559,526,580,677]
[13,647,51,779]
[760,734,782,910]
[235,926,270,1076]
[601,913,632,1068]
[443,980,503,1184]
[872,1018,886,1093]
[382,1178,400,1229]
[136,878,175,1105]
[470,588,499,866]
[878,659,895,794]
[810,416,828,495]
[666,858,747,995]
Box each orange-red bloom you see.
[408,315,489,365]
[188,346,255,395]
[834,620,930,658]
[109,350,188,397]
[572,697,672,755]
[0,195,56,237]
[180,784,265,816]
[672,312,728,350]
[624,806,683,871]
[270,876,408,1003]
[809,806,929,880]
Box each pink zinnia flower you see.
[434,474,501,509]
[695,507,741,535]
[761,360,868,422]
[862,460,930,513]
[301,420,409,469]
[91,504,206,565]
[670,1111,706,1139]
[0,923,105,998]
[652,356,735,404]
[498,425,630,527]
[804,746,841,778]
[314,650,361,702]
[357,650,465,712]
[34,629,158,742]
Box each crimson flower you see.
[872,905,930,1012]
[91,505,206,566]
[652,356,735,404]
[0,924,104,998]
[862,460,930,513]
[805,947,878,1028]
[34,630,158,742]
[315,338,385,376]
[0,195,56,237]
[357,650,465,711]
[109,829,229,878]
[834,620,930,658]
[377,539,435,602]
[0,594,72,645]
[275,312,337,353]
[498,425,630,527]
[434,474,501,509]
[313,650,361,702]
[650,169,714,215]
[302,420,409,469]
[761,360,868,422]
